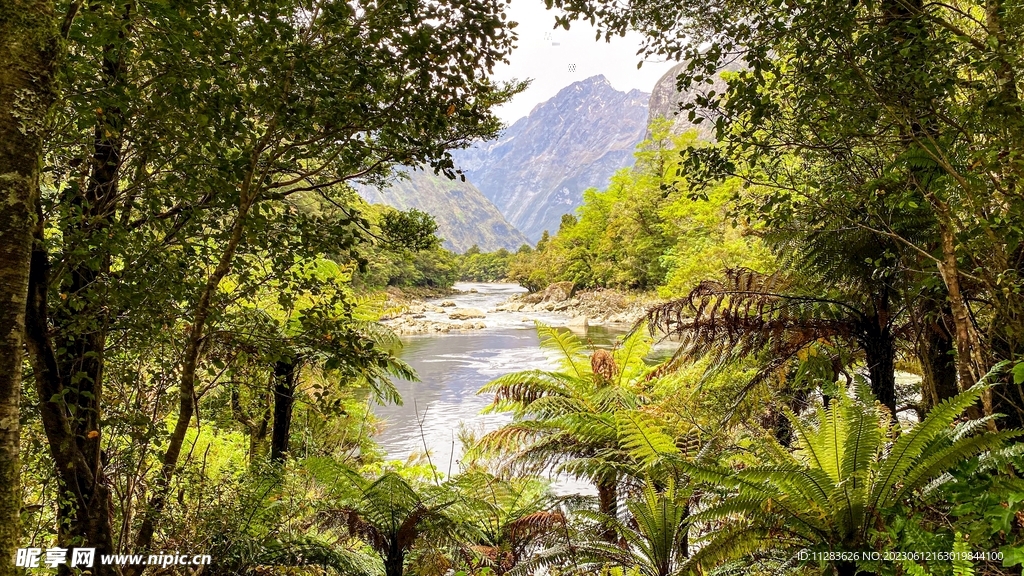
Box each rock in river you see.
[447,308,486,320]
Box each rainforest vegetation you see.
[1,0,1024,576]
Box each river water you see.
[370,282,625,491]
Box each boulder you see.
[568,315,589,330]
[540,281,575,303]
[448,308,486,320]
[439,300,457,307]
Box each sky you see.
[488,1,682,124]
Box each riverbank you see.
[494,282,663,328]
[380,282,662,335]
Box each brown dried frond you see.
[646,268,857,366]
[506,510,566,543]
[591,349,617,383]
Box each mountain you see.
[355,170,529,254]
[453,75,650,242]
[647,59,745,140]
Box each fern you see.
[616,410,680,469]
[952,532,975,576]
[682,372,1014,572]
[868,383,988,512]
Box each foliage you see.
[457,246,521,282]
[18,0,521,568]
[505,122,771,293]
[546,479,692,576]
[683,375,1019,573]
[355,202,460,290]
[475,325,661,488]
[551,0,1024,420]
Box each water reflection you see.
[371,283,631,493]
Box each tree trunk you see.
[130,153,263,568]
[23,11,128,569]
[232,386,270,463]
[861,292,897,415]
[933,217,996,428]
[918,313,959,413]
[384,546,405,576]
[862,327,897,416]
[679,500,690,559]
[0,0,57,568]
[271,358,299,462]
[834,560,858,576]
[596,476,618,542]
[26,215,119,576]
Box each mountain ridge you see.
[453,75,650,241]
[354,171,529,254]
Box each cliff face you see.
[355,170,529,254]
[646,59,745,140]
[453,75,650,242]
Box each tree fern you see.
[476,326,669,513]
[537,323,590,378]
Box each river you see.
[370,282,626,492]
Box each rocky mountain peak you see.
[647,59,745,140]
[453,76,649,242]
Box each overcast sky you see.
[488,1,682,124]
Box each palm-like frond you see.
[867,382,991,511]
[643,267,903,416]
[302,458,467,569]
[682,375,1016,571]
[476,324,668,494]
[541,480,691,576]
[616,410,681,470]
[259,536,384,576]
[614,325,655,387]
[646,268,859,358]
[537,324,590,378]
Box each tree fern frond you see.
[743,466,835,511]
[616,410,680,469]
[684,524,773,572]
[259,536,384,576]
[840,396,882,490]
[537,323,590,378]
[688,494,775,524]
[613,325,654,387]
[868,383,989,512]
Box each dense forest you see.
[1,0,1023,576]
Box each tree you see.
[452,471,564,575]
[550,0,1024,421]
[683,375,1018,576]
[226,272,410,465]
[0,0,58,568]
[25,0,520,565]
[646,267,908,414]
[536,479,691,576]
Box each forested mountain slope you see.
[355,170,529,253]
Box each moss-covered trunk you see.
[0,0,57,570]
